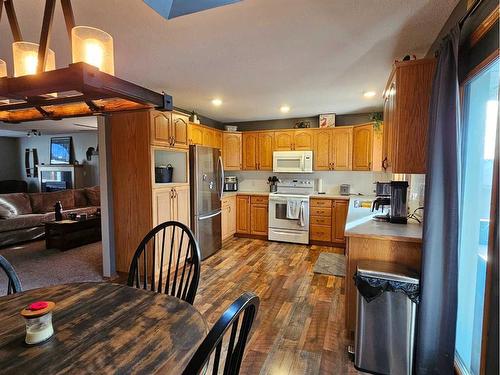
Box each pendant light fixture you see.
[0,60,6,78]
[72,26,114,75]
[0,0,171,123]
[12,42,56,77]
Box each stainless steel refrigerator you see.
[189,145,224,260]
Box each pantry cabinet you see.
[222,132,242,170]
[150,111,189,149]
[152,185,190,227]
[222,195,237,240]
[242,132,274,170]
[313,127,353,171]
[382,58,436,173]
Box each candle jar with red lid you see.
[20,301,55,345]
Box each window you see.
[455,58,499,374]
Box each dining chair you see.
[0,255,22,295]
[182,292,260,375]
[127,221,201,305]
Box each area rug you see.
[0,240,103,295]
[313,252,346,277]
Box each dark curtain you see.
[415,25,461,375]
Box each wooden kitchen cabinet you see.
[332,199,348,243]
[152,185,190,227]
[274,131,294,150]
[353,123,384,171]
[236,195,251,234]
[151,111,188,149]
[313,127,352,171]
[293,130,314,150]
[202,127,214,147]
[242,132,274,170]
[171,113,189,149]
[213,130,222,149]
[309,198,349,246]
[188,124,203,145]
[222,195,237,240]
[250,204,268,236]
[274,130,313,151]
[236,194,269,238]
[331,127,353,170]
[222,132,242,170]
[382,58,436,173]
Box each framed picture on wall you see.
[319,113,336,128]
[50,137,73,165]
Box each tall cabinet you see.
[109,109,190,273]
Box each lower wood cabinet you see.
[236,195,268,237]
[222,195,237,240]
[309,198,349,246]
[152,185,190,227]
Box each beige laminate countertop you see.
[345,220,423,243]
[222,191,270,198]
[310,193,351,200]
[223,192,354,199]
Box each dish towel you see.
[299,201,305,227]
[286,199,302,219]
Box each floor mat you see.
[313,252,346,277]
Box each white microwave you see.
[273,151,313,173]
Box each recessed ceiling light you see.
[280,105,290,113]
[211,98,222,106]
[363,91,376,98]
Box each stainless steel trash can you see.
[354,260,419,375]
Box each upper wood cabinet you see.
[293,130,314,150]
[202,127,214,147]
[171,113,189,149]
[222,132,242,170]
[274,131,294,150]
[188,124,203,145]
[150,111,188,149]
[242,132,274,170]
[382,58,436,174]
[353,124,373,171]
[332,127,353,170]
[313,127,353,171]
[274,130,313,151]
[213,130,222,149]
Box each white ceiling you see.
[0,0,458,123]
[0,117,97,137]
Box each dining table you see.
[0,282,208,374]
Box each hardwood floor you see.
[195,237,362,375]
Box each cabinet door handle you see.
[228,206,231,213]
[382,157,388,170]
[174,188,178,198]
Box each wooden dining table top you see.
[0,282,207,374]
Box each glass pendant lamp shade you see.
[0,59,7,77]
[12,42,55,77]
[72,26,114,75]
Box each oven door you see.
[268,196,309,230]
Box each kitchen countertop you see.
[345,220,423,243]
[222,191,270,198]
[223,192,361,199]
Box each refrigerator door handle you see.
[198,210,221,220]
[218,155,225,200]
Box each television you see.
[50,137,73,165]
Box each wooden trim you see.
[309,240,346,248]
[462,49,499,85]
[470,5,499,48]
[480,116,498,374]
[234,233,268,241]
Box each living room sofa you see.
[0,186,100,247]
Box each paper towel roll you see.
[317,178,324,193]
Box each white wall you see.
[17,132,99,192]
[0,137,22,180]
[232,170,392,196]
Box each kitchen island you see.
[344,220,423,334]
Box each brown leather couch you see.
[0,186,100,247]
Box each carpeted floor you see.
[313,252,346,277]
[0,240,103,295]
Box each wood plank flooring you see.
[194,237,362,375]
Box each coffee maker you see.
[389,181,408,224]
[371,181,409,224]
